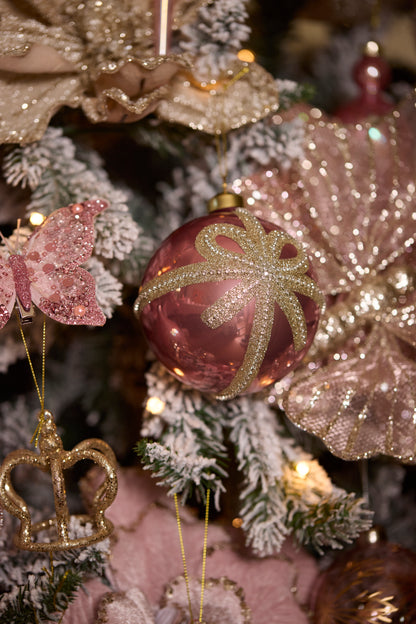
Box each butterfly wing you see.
[284,326,416,462]
[0,259,16,329]
[24,199,107,326]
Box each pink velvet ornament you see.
[134,207,323,400]
[335,44,393,122]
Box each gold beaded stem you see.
[214,64,250,192]
[215,132,228,192]
[18,313,47,446]
[174,493,194,622]
[199,488,210,623]
[174,490,211,624]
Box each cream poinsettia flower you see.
[0,0,205,143]
[0,1,281,143]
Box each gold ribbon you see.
[135,208,324,399]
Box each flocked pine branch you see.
[157,112,305,227]
[109,232,156,286]
[227,399,372,555]
[137,368,372,556]
[276,79,314,111]
[3,128,140,260]
[226,397,294,555]
[0,517,110,624]
[84,257,123,318]
[0,397,34,461]
[0,331,25,374]
[136,439,226,508]
[179,0,250,79]
[283,459,373,554]
[136,363,228,508]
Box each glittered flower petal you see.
[156,61,279,134]
[31,265,105,326]
[83,56,189,124]
[0,261,15,329]
[161,576,251,624]
[24,199,107,271]
[96,588,155,624]
[284,327,416,462]
[23,199,107,326]
[0,74,83,144]
[0,0,208,141]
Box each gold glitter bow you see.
[135,208,324,400]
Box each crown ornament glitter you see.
[0,409,118,551]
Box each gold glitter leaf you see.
[135,208,324,400]
[156,60,280,134]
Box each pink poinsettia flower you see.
[64,468,318,624]
[238,94,416,463]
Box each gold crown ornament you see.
[0,409,118,552]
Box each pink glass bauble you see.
[335,51,393,122]
[135,208,322,399]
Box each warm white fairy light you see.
[295,460,310,479]
[368,528,379,544]
[237,49,255,63]
[145,396,166,415]
[29,212,45,226]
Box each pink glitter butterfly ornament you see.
[0,199,107,328]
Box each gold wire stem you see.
[41,315,46,411]
[199,488,210,623]
[18,313,47,446]
[53,570,69,611]
[174,490,211,624]
[224,65,249,90]
[42,551,55,581]
[215,132,228,192]
[174,493,194,622]
[370,0,381,31]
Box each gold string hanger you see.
[1,304,117,553]
[370,0,381,32]
[174,489,211,624]
[206,58,255,213]
[18,312,47,446]
[208,132,243,213]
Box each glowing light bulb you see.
[295,461,310,479]
[29,212,45,226]
[237,49,255,63]
[368,528,379,544]
[365,40,380,57]
[232,517,243,528]
[367,65,380,78]
[173,367,184,377]
[368,127,383,142]
[145,397,166,415]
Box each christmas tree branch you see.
[136,364,228,508]
[0,518,110,624]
